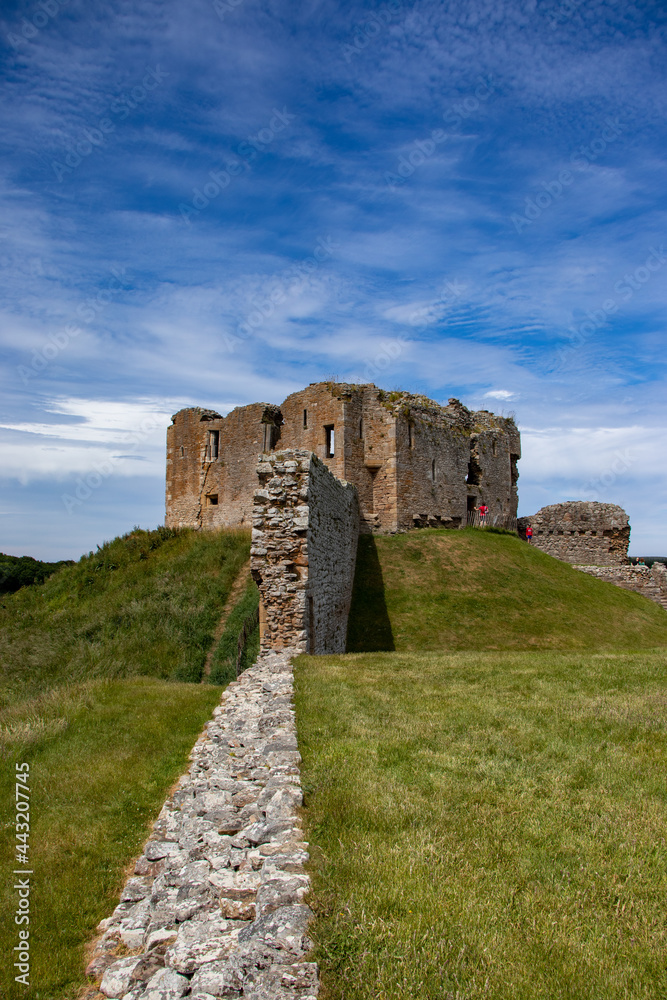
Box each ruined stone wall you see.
[250,449,359,654]
[576,563,667,610]
[166,403,282,530]
[518,502,630,566]
[279,384,347,480]
[472,411,521,522]
[166,408,222,529]
[518,501,666,610]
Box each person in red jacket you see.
[526,524,533,544]
[477,503,489,525]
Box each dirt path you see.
[202,559,251,678]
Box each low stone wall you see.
[251,450,359,655]
[576,562,667,610]
[87,652,318,1000]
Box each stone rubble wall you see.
[86,652,318,1000]
[575,562,667,610]
[518,501,631,566]
[251,450,359,655]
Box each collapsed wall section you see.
[250,449,359,654]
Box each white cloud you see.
[483,389,515,400]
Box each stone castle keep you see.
[166,380,521,534]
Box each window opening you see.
[208,430,219,460]
[303,409,308,429]
[325,425,335,458]
[408,424,413,449]
[359,417,363,440]
[207,494,218,506]
[180,446,185,457]
[492,439,497,457]
[432,459,436,481]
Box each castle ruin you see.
[519,502,667,609]
[166,381,521,534]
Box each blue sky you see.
[1,0,666,559]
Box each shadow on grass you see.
[346,534,395,652]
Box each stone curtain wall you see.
[251,449,359,655]
[518,502,630,566]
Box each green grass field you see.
[0,526,252,1000]
[295,648,667,1000]
[347,528,667,652]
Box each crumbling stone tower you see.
[165,381,520,533]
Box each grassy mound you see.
[0,525,251,707]
[347,528,667,652]
[295,648,667,1000]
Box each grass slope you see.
[0,525,250,708]
[347,528,667,652]
[295,649,667,1000]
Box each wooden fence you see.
[466,511,517,531]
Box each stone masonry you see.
[86,652,318,1000]
[251,450,359,655]
[165,381,520,534]
[519,501,667,610]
